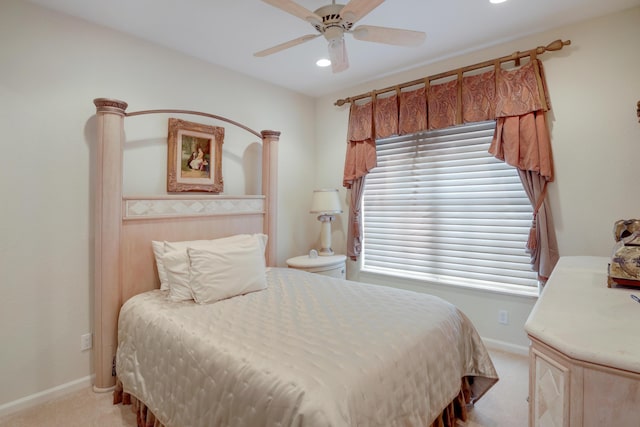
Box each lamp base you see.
[317,214,335,257]
[318,247,335,256]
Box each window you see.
[362,120,538,295]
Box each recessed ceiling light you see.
[316,58,331,67]
[490,0,508,3]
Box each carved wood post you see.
[93,98,127,391]
[261,130,280,266]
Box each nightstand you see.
[286,254,347,279]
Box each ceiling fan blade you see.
[351,25,426,46]
[340,0,385,24]
[262,0,322,23]
[254,34,320,57]
[328,37,349,73]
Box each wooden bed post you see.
[261,130,280,267]
[93,98,127,391]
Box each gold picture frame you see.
[167,118,224,193]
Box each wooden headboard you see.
[92,98,280,391]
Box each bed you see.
[92,98,498,427]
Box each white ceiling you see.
[29,0,640,97]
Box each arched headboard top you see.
[94,97,281,139]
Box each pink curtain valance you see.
[462,70,495,123]
[399,87,427,135]
[428,79,458,130]
[489,59,554,181]
[343,61,547,143]
[489,112,554,181]
[346,100,373,142]
[375,94,398,139]
[343,59,554,185]
[494,60,549,117]
[343,101,376,189]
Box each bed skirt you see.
[113,377,472,427]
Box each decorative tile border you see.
[123,196,265,220]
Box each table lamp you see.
[310,189,342,256]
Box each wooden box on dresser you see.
[525,256,640,427]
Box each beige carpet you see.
[0,349,528,427]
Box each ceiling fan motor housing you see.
[311,3,353,41]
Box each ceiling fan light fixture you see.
[323,25,343,43]
[328,37,348,73]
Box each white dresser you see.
[525,256,640,427]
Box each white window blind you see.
[362,120,538,292]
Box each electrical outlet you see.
[80,333,93,351]
[498,310,509,325]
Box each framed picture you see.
[167,118,224,193]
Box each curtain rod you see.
[334,39,571,107]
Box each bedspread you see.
[116,267,498,427]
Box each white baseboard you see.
[482,337,529,356]
[0,375,94,419]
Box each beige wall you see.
[0,0,317,412]
[315,7,640,350]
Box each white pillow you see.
[164,233,267,255]
[152,241,169,290]
[161,250,194,302]
[187,238,267,304]
[153,234,267,290]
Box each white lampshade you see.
[310,189,342,215]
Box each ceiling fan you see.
[254,0,426,73]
